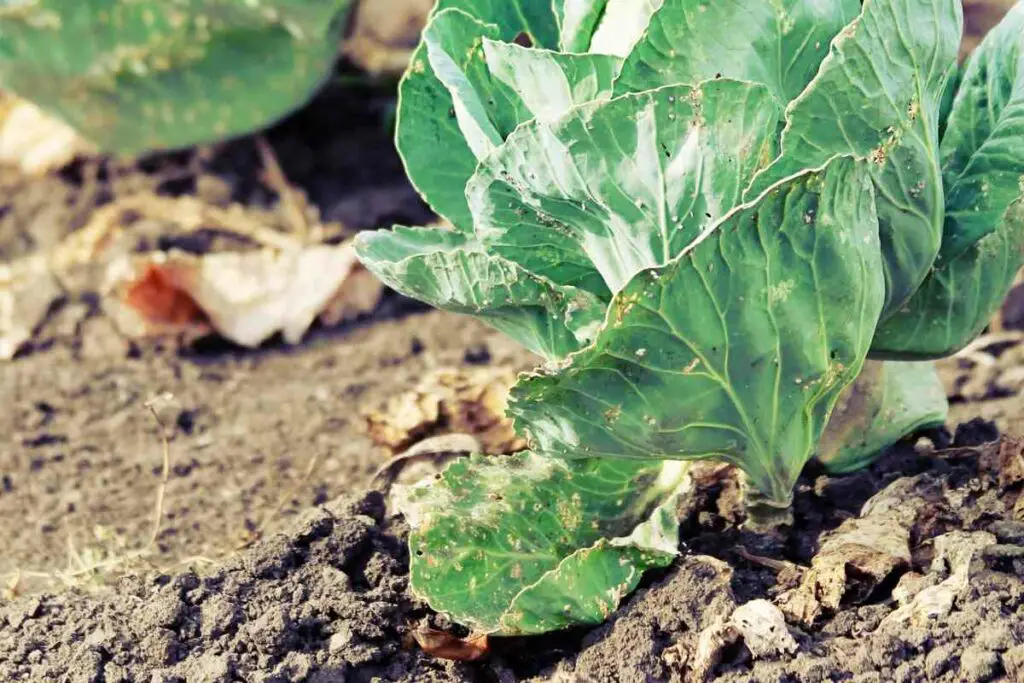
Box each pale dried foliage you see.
[0,141,384,358]
[0,94,93,175]
[363,366,527,456]
[344,0,434,75]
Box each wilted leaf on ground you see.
[881,531,996,628]
[90,193,382,347]
[0,254,62,360]
[108,241,375,347]
[363,366,525,455]
[730,600,798,660]
[2,189,383,357]
[0,208,130,360]
[776,475,940,626]
[0,95,93,176]
[410,625,489,662]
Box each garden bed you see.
[1,379,1023,682]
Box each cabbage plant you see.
[357,0,1024,635]
[0,0,352,153]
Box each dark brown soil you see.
[3,424,1024,682]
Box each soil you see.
[2,420,1024,682]
[0,309,524,587]
[3,3,1024,682]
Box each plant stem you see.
[740,477,793,533]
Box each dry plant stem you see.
[0,399,177,595]
[82,193,299,251]
[741,477,794,533]
[143,395,173,548]
[255,136,310,244]
[735,546,802,574]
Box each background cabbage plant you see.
[0,0,352,153]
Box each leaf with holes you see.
[873,2,1024,358]
[396,452,690,635]
[744,0,962,323]
[509,159,884,504]
[356,0,1024,639]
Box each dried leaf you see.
[363,367,525,454]
[109,241,378,347]
[0,255,62,360]
[881,531,996,628]
[731,599,798,659]
[370,433,481,493]
[411,625,489,662]
[687,616,739,683]
[776,476,938,626]
[122,263,209,330]
[0,96,93,175]
[3,186,379,356]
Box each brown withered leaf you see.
[108,241,377,347]
[370,433,482,494]
[120,261,211,340]
[881,531,996,628]
[2,187,382,357]
[997,436,1024,490]
[410,625,489,662]
[730,599,798,660]
[0,95,94,175]
[363,366,525,455]
[776,476,940,627]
